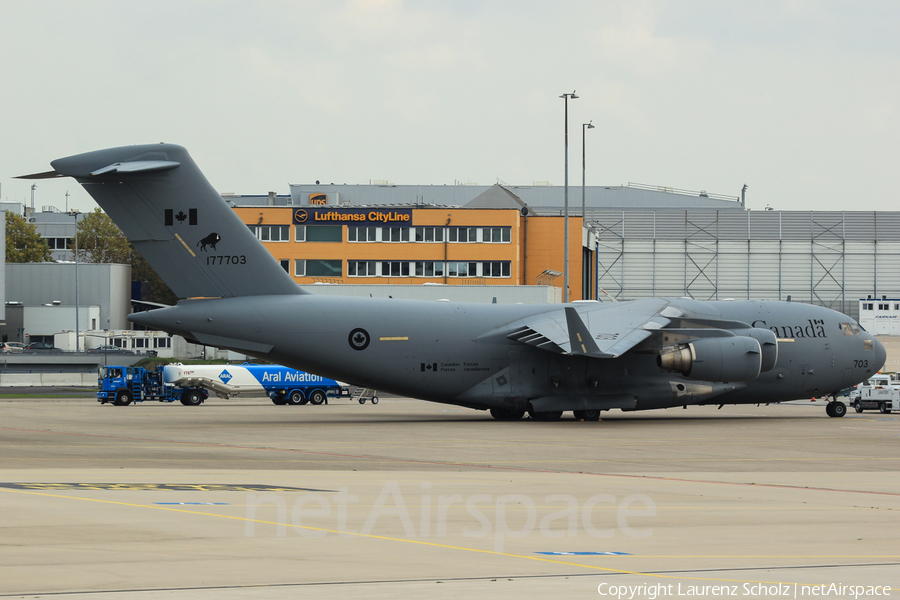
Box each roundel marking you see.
[294,209,308,223]
[349,328,370,351]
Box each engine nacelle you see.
[743,327,778,372]
[658,336,762,382]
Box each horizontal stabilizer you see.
[15,170,63,180]
[90,160,180,176]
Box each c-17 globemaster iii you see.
[20,144,886,420]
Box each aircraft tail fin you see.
[46,144,304,299]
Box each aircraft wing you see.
[506,298,679,358]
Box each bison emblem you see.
[197,232,221,252]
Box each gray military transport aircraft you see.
[20,144,886,420]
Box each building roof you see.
[464,185,530,214]
[284,182,744,212]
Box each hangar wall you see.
[591,210,900,320]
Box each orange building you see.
[231,203,589,300]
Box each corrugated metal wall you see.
[591,210,900,319]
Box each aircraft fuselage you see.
[133,295,884,414]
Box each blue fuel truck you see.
[97,363,350,406]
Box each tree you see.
[132,251,179,306]
[75,208,178,305]
[5,211,53,263]
[74,208,132,263]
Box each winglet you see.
[564,307,605,357]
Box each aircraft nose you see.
[873,336,887,372]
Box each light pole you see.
[560,90,578,303]
[582,121,594,218]
[73,212,80,353]
[582,121,594,298]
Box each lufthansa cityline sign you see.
[293,207,412,225]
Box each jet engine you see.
[741,327,778,372]
[658,336,763,382]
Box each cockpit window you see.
[864,339,873,351]
[840,322,861,336]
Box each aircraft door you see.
[509,350,548,397]
[842,368,853,384]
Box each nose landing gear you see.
[825,398,847,418]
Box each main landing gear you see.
[488,407,603,421]
[489,407,525,421]
[573,409,601,421]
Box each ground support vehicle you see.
[162,363,349,406]
[851,374,900,414]
[97,366,209,406]
[355,388,379,405]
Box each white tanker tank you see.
[162,363,350,405]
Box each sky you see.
[1,0,898,214]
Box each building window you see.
[448,227,477,243]
[249,225,290,242]
[295,259,342,277]
[305,225,342,242]
[415,227,444,242]
[348,261,377,277]
[383,227,410,242]
[348,226,378,242]
[134,338,148,348]
[45,237,73,250]
[348,226,411,242]
[415,261,445,277]
[279,260,289,273]
[482,227,511,243]
[879,303,889,310]
[381,261,410,277]
[153,337,171,349]
[447,261,477,277]
[348,261,412,277]
[483,261,511,278]
[447,227,510,243]
[292,225,342,242]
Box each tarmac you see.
[0,392,898,599]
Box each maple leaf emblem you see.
[348,328,370,351]
[175,211,187,223]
